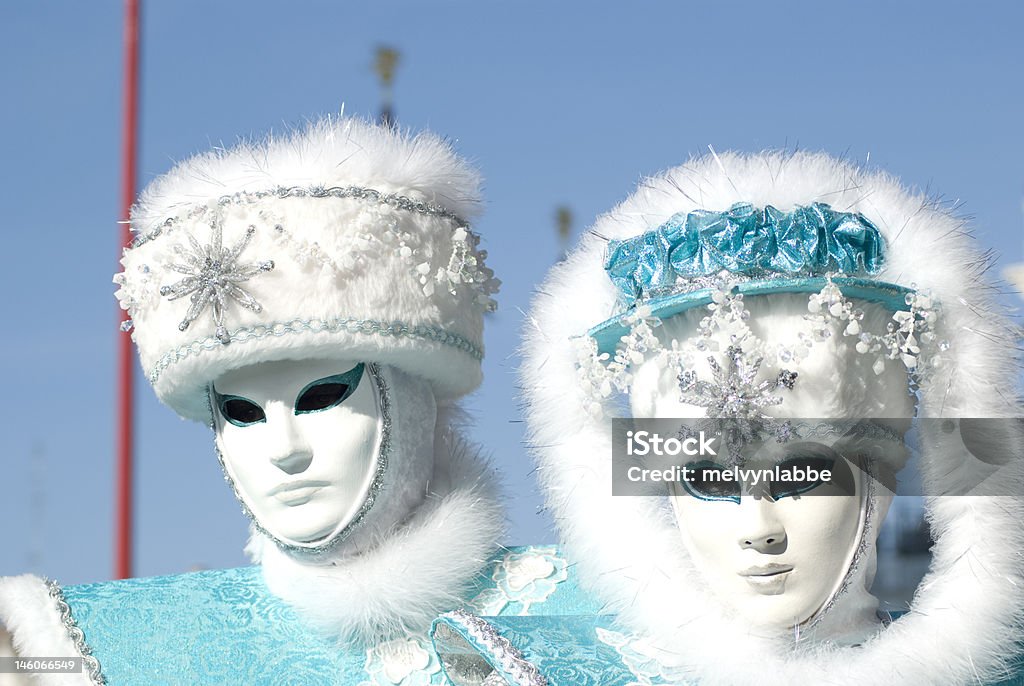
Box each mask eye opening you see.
[768,453,837,501]
[215,391,267,427]
[294,363,365,415]
[681,460,741,504]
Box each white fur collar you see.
[246,425,504,647]
[0,576,93,685]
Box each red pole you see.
[116,0,140,580]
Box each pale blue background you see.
[2,1,1022,584]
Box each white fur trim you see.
[0,628,29,686]
[522,151,1024,684]
[118,117,492,421]
[246,411,505,646]
[0,576,93,686]
[133,117,481,226]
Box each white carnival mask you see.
[211,358,387,549]
[668,448,864,632]
[630,302,913,635]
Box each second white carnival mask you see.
[628,301,913,636]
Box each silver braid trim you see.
[43,579,106,685]
[149,316,482,386]
[442,609,548,686]
[802,459,878,634]
[132,185,469,248]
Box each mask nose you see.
[266,409,314,475]
[271,448,314,475]
[737,497,788,554]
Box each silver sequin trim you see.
[799,420,904,445]
[208,362,391,557]
[131,185,469,248]
[442,609,548,686]
[802,459,877,634]
[43,579,106,685]
[148,316,482,385]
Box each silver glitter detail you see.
[677,419,904,466]
[640,273,751,302]
[430,227,500,312]
[776,369,798,390]
[802,460,877,635]
[159,222,275,344]
[579,276,945,422]
[131,185,469,248]
[148,316,482,385]
[799,420,905,445]
[678,346,797,419]
[118,187,500,328]
[208,362,391,557]
[43,578,106,685]
[678,346,798,462]
[441,610,548,686]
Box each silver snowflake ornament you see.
[678,345,797,418]
[677,345,799,463]
[159,223,274,344]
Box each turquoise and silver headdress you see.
[578,200,945,416]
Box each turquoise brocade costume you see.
[54,546,596,685]
[431,613,1024,686]
[47,543,1024,685]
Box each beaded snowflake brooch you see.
[576,274,946,420]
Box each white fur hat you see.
[115,117,498,422]
[522,151,1024,684]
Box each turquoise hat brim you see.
[588,276,913,355]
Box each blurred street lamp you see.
[374,46,400,127]
[555,205,573,256]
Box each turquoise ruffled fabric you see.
[605,202,886,301]
[54,546,597,685]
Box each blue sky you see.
[2,1,1022,584]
